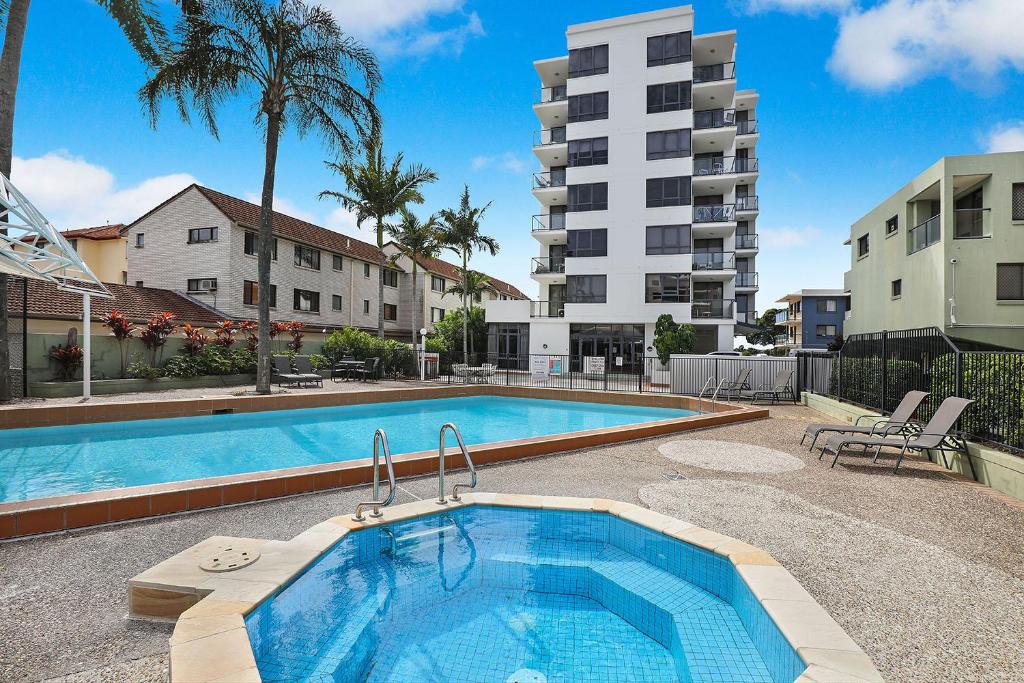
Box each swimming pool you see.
[0,396,694,503]
[245,505,804,682]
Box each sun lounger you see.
[746,369,796,404]
[272,355,305,387]
[801,390,929,451]
[292,356,323,387]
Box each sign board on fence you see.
[531,355,549,380]
[548,357,563,375]
[615,356,623,367]
[584,356,605,375]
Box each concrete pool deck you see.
[1,403,1023,682]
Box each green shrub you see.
[321,327,415,377]
[309,353,328,371]
[127,354,163,380]
[830,357,925,410]
[652,314,696,365]
[931,353,1024,449]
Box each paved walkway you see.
[0,404,1022,682]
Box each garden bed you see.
[29,374,256,398]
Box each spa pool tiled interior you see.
[131,494,882,683]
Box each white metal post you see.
[82,292,91,399]
[419,328,427,381]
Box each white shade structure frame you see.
[0,173,112,399]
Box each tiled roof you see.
[410,252,529,299]
[5,279,224,325]
[192,185,386,264]
[61,224,125,240]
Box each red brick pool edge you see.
[0,386,768,538]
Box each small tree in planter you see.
[48,343,84,381]
[213,320,236,348]
[140,312,177,366]
[181,324,210,356]
[237,320,258,352]
[286,321,305,353]
[653,314,696,365]
[102,309,135,378]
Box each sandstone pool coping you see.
[129,493,883,683]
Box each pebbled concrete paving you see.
[1,403,1022,682]
[656,438,805,474]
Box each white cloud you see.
[243,192,320,225]
[985,122,1024,153]
[759,225,824,248]
[319,0,484,57]
[324,205,362,233]
[470,153,527,174]
[829,0,1024,91]
[742,0,852,13]
[11,150,197,228]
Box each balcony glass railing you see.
[530,300,565,318]
[737,119,758,135]
[537,85,567,104]
[693,109,735,130]
[692,251,735,270]
[774,333,790,346]
[908,214,941,254]
[693,62,736,83]
[735,158,759,173]
[735,234,758,249]
[533,127,566,147]
[532,170,566,189]
[693,204,736,223]
[736,310,758,325]
[691,299,734,319]
[531,257,565,274]
[736,195,759,211]
[532,213,566,231]
[954,207,987,239]
[774,311,789,325]
[693,157,735,176]
[735,272,759,287]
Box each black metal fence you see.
[806,327,1023,453]
[2,276,28,400]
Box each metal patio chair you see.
[272,355,305,388]
[801,390,929,451]
[746,369,797,404]
[292,356,323,388]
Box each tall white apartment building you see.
[486,5,760,363]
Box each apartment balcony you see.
[737,119,758,136]
[533,85,567,128]
[693,156,737,177]
[693,62,735,84]
[774,333,790,347]
[530,300,565,318]
[532,170,567,206]
[954,207,988,239]
[532,127,567,167]
[776,310,801,326]
[736,309,758,326]
[736,195,759,214]
[692,252,736,281]
[735,234,758,252]
[693,204,736,224]
[909,214,940,254]
[692,62,735,111]
[735,272,759,290]
[691,298,734,320]
[531,213,567,246]
[694,108,735,130]
[530,256,566,284]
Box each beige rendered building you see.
[844,152,1024,349]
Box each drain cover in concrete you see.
[198,543,261,573]
[657,439,805,474]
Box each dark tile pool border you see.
[0,386,767,538]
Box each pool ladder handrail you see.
[352,429,396,521]
[709,377,729,412]
[697,376,715,414]
[437,422,477,505]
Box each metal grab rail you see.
[697,376,715,414]
[437,423,476,504]
[353,429,396,521]
[710,378,729,412]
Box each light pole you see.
[419,327,428,381]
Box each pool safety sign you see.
[584,356,605,375]
[531,355,549,379]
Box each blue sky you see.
[11,0,1024,311]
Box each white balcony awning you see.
[0,173,111,297]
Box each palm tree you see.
[0,0,180,401]
[388,207,441,346]
[141,0,381,394]
[445,268,492,356]
[320,138,437,338]
[437,185,498,361]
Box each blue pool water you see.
[0,396,694,503]
[246,506,805,682]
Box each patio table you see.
[331,360,365,382]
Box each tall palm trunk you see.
[376,218,385,338]
[410,257,418,347]
[256,112,282,394]
[0,0,31,403]
[461,250,469,361]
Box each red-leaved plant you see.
[102,309,136,378]
[49,343,84,381]
[182,323,210,356]
[140,312,178,365]
[213,320,236,348]
[286,321,305,353]
[237,320,258,352]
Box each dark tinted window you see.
[293,288,319,312]
[1013,183,1024,221]
[647,82,691,114]
[567,229,608,257]
[384,303,398,321]
[647,129,691,160]
[383,269,399,287]
[645,273,690,302]
[646,225,691,255]
[566,275,607,303]
[294,244,321,270]
[332,254,343,270]
[885,215,898,235]
[332,294,343,310]
[568,92,608,123]
[188,227,217,243]
[243,280,276,307]
[996,263,1024,300]
[647,31,691,67]
[568,183,608,212]
[244,232,277,259]
[646,177,691,208]
[568,44,609,78]
[568,137,608,167]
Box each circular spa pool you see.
[244,506,804,682]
